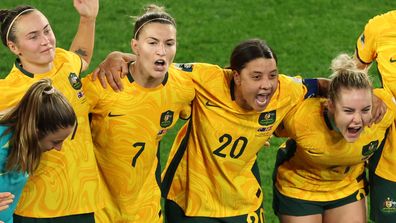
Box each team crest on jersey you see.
[68,73,82,90]
[174,63,193,72]
[381,197,396,213]
[258,110,276,126]
[361,140,379,159]
[160,110,174,128]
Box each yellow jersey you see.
[0,48,104,217]
[356,10,396,182]
[84,64,195,223]
[162,63,307,217]
[275,89,395,201]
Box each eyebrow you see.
[341,105,371,110]
[25,24,50,37]
[146,37,176,42]
[250,69,278,74]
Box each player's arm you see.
[354,50,372,70]
[370,89,389,126]
[303,78,330,98]
[69,0,99,72]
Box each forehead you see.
[242,57,277,73]
[138,22,176,39]
[13,10,49,32]
[336,87,372,105]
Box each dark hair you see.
[0,5,35,46]
[229,38,277,73]
[133,4,176,39]
[328,53,372,102]
[0,78,76,174]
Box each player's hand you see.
[92,52,131,91]
[73,0,99,19]
[370,94,386,126]
[0,192,14,212]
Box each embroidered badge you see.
[68,73,82,90]
[381,197,396,213]
[160,110,174,128]
[258,110,276,126]
[361,140,379,158]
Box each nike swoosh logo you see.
[108,112,125,117]
[205,101,220,107]
[307,150,324,155]
[390,57,396,63]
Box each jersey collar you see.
[323,107,340,132]
[15,59,34,78]
[126,61,169,86]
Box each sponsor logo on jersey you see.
[108,112,125,117]
[156,129,168,140]
[361,140,379,159]
[307,149,324,155]
[360,34,365,46]
[77,91,84,98]
[68,73,82,90]
[381,197,396,213]
[257,126,272,132]
[157,129,167,136]
[390,57,396,63]
[258,110,276,126]
[205,101,220,107]
[174,63,193,72]
[256,126,273,137]
[160,110,174,128]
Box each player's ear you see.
[327,100,335,114]
[8,41,21,56]
[233,71,241,85]
[131,38,139,56]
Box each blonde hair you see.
[0,79,76,174]
[328,53,372,102]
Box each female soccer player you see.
[84,4,195,223]
[94,37,327,222]
[0,1,102,222]
[355,10,396,222]
[161,39,315,223]
[0,79,76,223]
[273,53,395,223]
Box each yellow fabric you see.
[0,48,104,217]
[85,64,195,223]
[276,89,395,201]
[356,11,396,96]
[356,11,396,181]
[163,63,307,217]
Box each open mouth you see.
[154,59,166,71]
[255,93,269,106]
[346,126,362,138]
[155,59,165,66]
